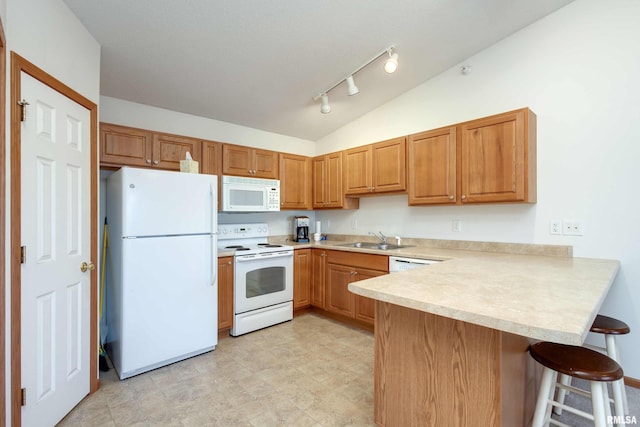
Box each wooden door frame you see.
[9,52,99,426]
[0,15,6,427]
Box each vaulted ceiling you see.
[64,0,573,141]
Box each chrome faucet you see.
[369,231,387,244]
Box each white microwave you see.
[221,175,280,212]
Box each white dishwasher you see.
[389,256,441,272]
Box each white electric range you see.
[218,223,294,336]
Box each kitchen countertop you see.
[348,252,619,345]
[219,236,619,344]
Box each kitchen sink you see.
[338,242,414,251]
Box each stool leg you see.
[606,334,629,415]
[532,367,555,427]
[611,380,627,424]
[553,374,571,415]
[590,381,607,427]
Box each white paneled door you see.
[20,72,92,426]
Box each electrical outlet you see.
[351,219,358,230]
[563,220,584,236]
[325,219,330,230]
[452,220,462,232]
[550,219,562,235]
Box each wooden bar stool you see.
[530,341,623,427]
[556,315,630,417]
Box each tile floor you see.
[58,312,640,426]
[58,313,375,426]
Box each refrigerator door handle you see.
[210,182,217,287]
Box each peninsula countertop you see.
[348,253,620,345]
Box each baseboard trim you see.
[625,376,640,389]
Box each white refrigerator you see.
[106,167,218,379]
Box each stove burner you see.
[258,243,282,248]
[225,245,245,249]
[235,248,250,251]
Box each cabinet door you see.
[344,145,372,195]
[408,127,457,205]
[222,144,253,176]
[217,257,234,331]
[326,263,355,317]
[294,249,311,309]
[312,156,327,208]
[353,268,385,324]
[253,148,279,179]
[372,137,407,193]
[280,153,311,209]
[201,140,222,176]
[459,109,535,203]
[100,123,153,168]
[325,152,344,207]
[152,133,202,170]
[310,249,326,308]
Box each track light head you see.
[346,75,359,96]
[320,93,331,114]
[384,49,398,74]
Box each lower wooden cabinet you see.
[217,256,234,331]
[325,250,388,325]
[294,249,311,310]
[311,249,327,308]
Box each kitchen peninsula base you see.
[374,302,538,426]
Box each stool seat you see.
[591,314,630,335]
[530,342,623,382]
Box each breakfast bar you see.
[348,254,620,426]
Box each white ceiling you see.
[63,0,573,141]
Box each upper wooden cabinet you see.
[279,153,311,210]
[222,144,278,179]
[344,137,407,195]
[312,152,359,210]
[408,126,457,205]
[152,133,202,170]
[201,140,222,176]
[100,123,201,171]
[459,108,536,204]
[408,108,536,205]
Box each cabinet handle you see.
[461,195,466,200]
[449,195,454,200]
[153,160,159,165]
[146,159,152,164]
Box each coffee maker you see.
[294,216,310,242]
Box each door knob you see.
[80,261,95,273]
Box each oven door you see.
[234,250,293,314]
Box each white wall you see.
[317,0,640,378]
[100,96,316,157]
[3,0,100,423]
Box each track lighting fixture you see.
[384,48,398,74]
[346,75,359,96]
[320,93,331,114]
[313,45,398,114]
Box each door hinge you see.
[21,388,26,406]
[20,246,26,264]
[18,99,30,122]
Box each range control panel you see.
[218,223,269,240]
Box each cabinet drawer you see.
[326,250,388,272]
